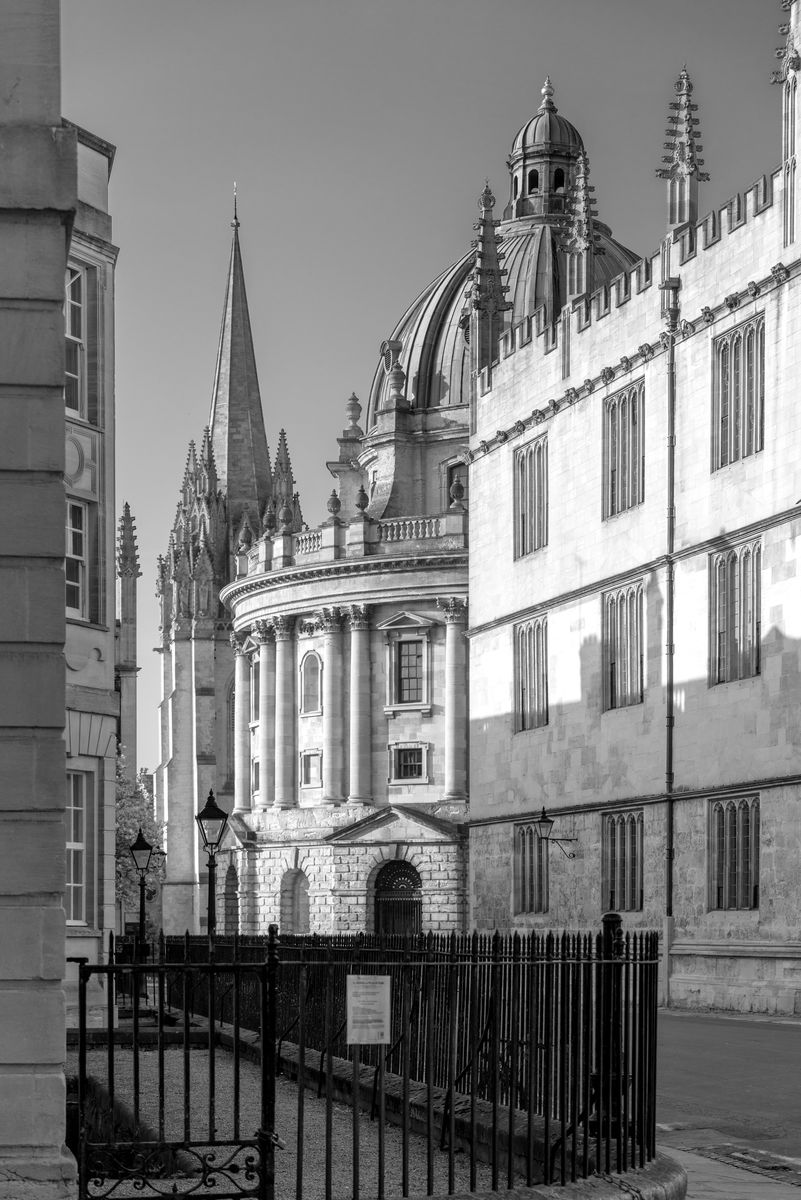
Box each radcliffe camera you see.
[1,4,800,1199]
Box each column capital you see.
[253,619,275,645]
[230,630,249,655]
[438,596,468,624]
[345,603,370,631]
[317,606,343,634]
[273,614,295,641]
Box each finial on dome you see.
[232,181,240,230]
[539,76,556,111]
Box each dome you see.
[511,78,584,158]
[365,81,640,427]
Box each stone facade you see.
[468,8,801,1013]
[0,2,77,1193]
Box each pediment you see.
[326,805,462,845]
[374,611,436,632]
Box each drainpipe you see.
[660,274,680,1001]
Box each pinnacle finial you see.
[232,181,240,230]
[478,179,495,214]
[539,76,556,111]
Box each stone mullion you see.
[254,621,276,810]
[320,608,344,805]
[274,615,296,808]
[438,597,468,803]
[231,633,252,813]
[347,605,372,803]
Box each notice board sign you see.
[346,974,391,1044]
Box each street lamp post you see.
[195,789,229,941]
[129,828,154,961]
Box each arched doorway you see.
[280,869,310,934]
[374,861,422,936]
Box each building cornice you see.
[222,550,468,609]
[467,504,801,639]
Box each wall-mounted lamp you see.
[533,807,577,859]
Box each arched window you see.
[513,823,548,914]
[713,315,764,469]
[280,869,310,934]
[604,582,644,710]
[514,436,548,557]
[514,616,548,731]
[527,168,539,192]
[374,861,422,935]
[513,176,519,199]
[300,651,321,714]
[604,382,645,518]
[710,796,759,910]
[603,811,643,911]
[711,539,761,684]
[553,167,565,192]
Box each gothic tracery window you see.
[710,540,761,684]
[710,796,759,910]
[514,436,548,558]
[604,382,645,518]
[712,315,765,469]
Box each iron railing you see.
[100,915,658,1193]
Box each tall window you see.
[710,796,760,910]
[603,811,643,912]
[604,582,644,710]
[514,437,548,558]
[300,652,321,714]
[66,772,88,923]
[710,540,761,684]
[65,265,85,416]
[250,658,260,723]
[604,382,644,518]
[395,640,423,704]
[514,616,548,731]
[712,315,765,470]
[514,823,548,914]
[66,501,87,619]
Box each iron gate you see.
[73,940,279,1199]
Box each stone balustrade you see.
[241,509,467,577]
[378,516,441,541]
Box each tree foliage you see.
[115,756,165,927]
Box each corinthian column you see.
[273,615,296,808]
[347,605,372,803]
[254,620,275,810]
[231,632,252,813]
[438,597,468,802]
[320,607,344,804]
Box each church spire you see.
[208,204,272,527]
[656,67,709,230]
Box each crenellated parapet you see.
[471,163,784,429]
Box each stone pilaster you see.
[346,605,372,803]
[163,622,199,932]
[320,608,345,804]
[273,615,296,808]
[231,632,251,813]
[438,598,468,802]
[254,621,275,810]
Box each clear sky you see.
[61,0,781,773]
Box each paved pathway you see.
[657,1009,801,1197]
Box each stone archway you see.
[280,868,310,935]
[374,860,422,936]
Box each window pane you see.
[398,641,423,703]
